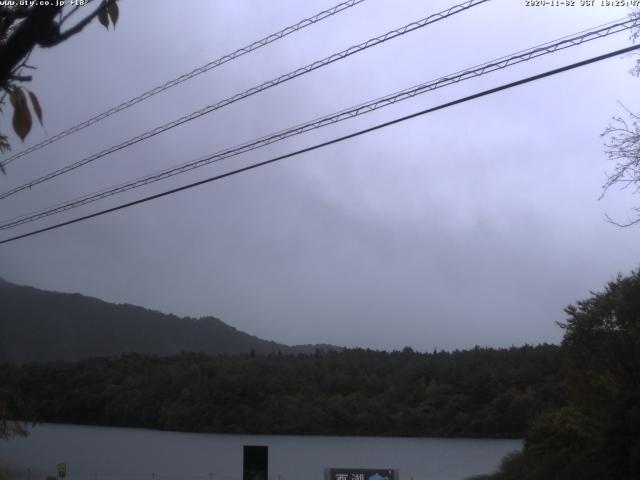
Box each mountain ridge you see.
[0,278,341,363]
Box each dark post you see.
[243,445,268,480]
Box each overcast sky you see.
[1,0,639,351]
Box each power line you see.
[0,17,634,231]
[0,0,367,169]
[1,44,638,246]
[0,0,490,200]
[0,17,631,227]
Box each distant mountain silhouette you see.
[0,279,340,363]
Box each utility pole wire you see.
[1,43,638,246]
[0,17,633,230]
[0,0,367,169]
[0,0,490,200]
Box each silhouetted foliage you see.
[0,1,119,155]
[492,268,640,480]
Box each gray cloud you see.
[1,0,639,351]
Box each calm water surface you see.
[0,424,521,480]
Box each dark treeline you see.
[0,345,564,438]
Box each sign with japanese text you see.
[326,468,397,480]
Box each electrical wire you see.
[0,0,367,168]
[0,17,634,231]
[0,0,490,200]
[1,44,638,246]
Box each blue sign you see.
[327,468,396,480]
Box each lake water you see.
[0,424,521,480]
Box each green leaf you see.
[10,89,32,142]
[107,2,119,28]
[98,7,109,30]
[27,90,43,126]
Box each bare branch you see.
[629,8,640,76]
[604,211,640,227]
[601,104,640,225]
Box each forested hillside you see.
[0,345,564,438]
[0,278,336,362]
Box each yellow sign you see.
[57,464,66,478]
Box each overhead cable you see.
[1,43,638,245]
[0,0,490,200]
[0,0,367,169]
[0,17,634,230]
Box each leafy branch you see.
[0,0,120,167]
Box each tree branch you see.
[44,0,114,47]
[10,74,31,82]
[0,6,62,85]
[59,4,83,26]
[604,211,640,227]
